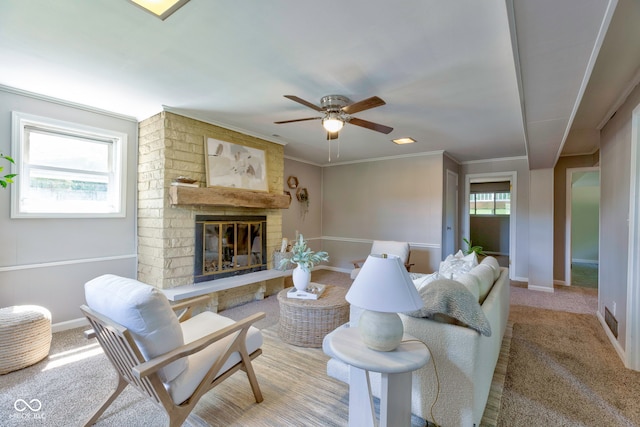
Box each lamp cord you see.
[401,339,441,427]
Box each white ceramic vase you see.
[292,265,311,291]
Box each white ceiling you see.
[1,0,637,168]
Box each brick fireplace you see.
[137,111,287,310]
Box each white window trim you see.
[10,111,127,218]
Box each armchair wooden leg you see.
[83,376,128,426]
[241,351,263,403]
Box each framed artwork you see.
[205,137,268,191]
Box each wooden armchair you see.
[81,274,265,427]
[351,240,414,279]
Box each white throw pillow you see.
[85,274,187,383]
[455,273,481,302]
[439,250,478,279]
[411,272,439,291]
[468,264,495,304]
[481,256,501,281]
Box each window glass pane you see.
[12,112,126,218]
[474,192,494,215]
[28,130,110,173]
[495,192,511,215]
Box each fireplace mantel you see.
[169,185,291,209]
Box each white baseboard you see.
[317,265,352,274]
[527,284,555,293]
[596,310,627,366]
[513,276,528,283]
[52,317,89,333]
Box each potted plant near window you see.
[0,153,16,188]
[463,237,485,258]
[279,234,329,291]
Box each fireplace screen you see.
[194,215,267,283]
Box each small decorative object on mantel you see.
[171,176,199,187]
[287,282,326,300]
[278,234,329,291]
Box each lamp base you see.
[358,310,403,351]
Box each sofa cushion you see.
[85,274,187,383]
[468,264,495,304]
[404,278,491,336]
[455,272,481,302]
[480,256,501,281]
[439,250,478,279]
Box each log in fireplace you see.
[194,215,267,283]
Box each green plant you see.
[279,234,329,272]
[0,153,16,188]
[463,237,485,256]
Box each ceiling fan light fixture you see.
[392,137,416,145]
[322,114,345,133]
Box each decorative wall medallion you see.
[296,187,309,203]
[287,176,299,189]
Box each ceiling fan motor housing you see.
[321,95,350,111]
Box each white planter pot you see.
[292,266,311,291]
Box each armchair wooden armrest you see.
[351,258,366,269]
[133,311,265,379]
[170,294,211,322]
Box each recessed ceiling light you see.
[392,137,416,145]
[128,0,190,20]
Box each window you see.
[470,191,510,215]
[11,112,127,218]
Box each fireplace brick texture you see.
[138,111,285,298]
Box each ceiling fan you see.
[274,95,393,140]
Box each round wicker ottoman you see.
[0,305,52,374]
[277,285,349,348]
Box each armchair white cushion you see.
[85,274,187,382]
[351,240,412,279]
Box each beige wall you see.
[282,158,323,252]
[321,153,444,273]
[599,82,640,351]
[0,88,138,325]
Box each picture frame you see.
[204,137,268,191]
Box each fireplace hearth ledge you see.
[162,269,292,302]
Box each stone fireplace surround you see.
[137,111,286,312]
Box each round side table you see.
[323,325,429,427]
[277,285,349,347]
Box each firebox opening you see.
[194,215,267,283]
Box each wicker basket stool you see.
[0,305,52,374]
[277,285,349,348]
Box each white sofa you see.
[326,256,510,427]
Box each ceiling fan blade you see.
[342,96,386,115]
[284,95,323,112]
[349,117,394,134]
[327,131,339,140]
[274,117,322,124]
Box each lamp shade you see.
[346,254,423,313]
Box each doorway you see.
[565,168,600,288]
[464,172,516,279]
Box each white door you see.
[444,170,458,258]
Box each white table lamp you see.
[345,253,423,351]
